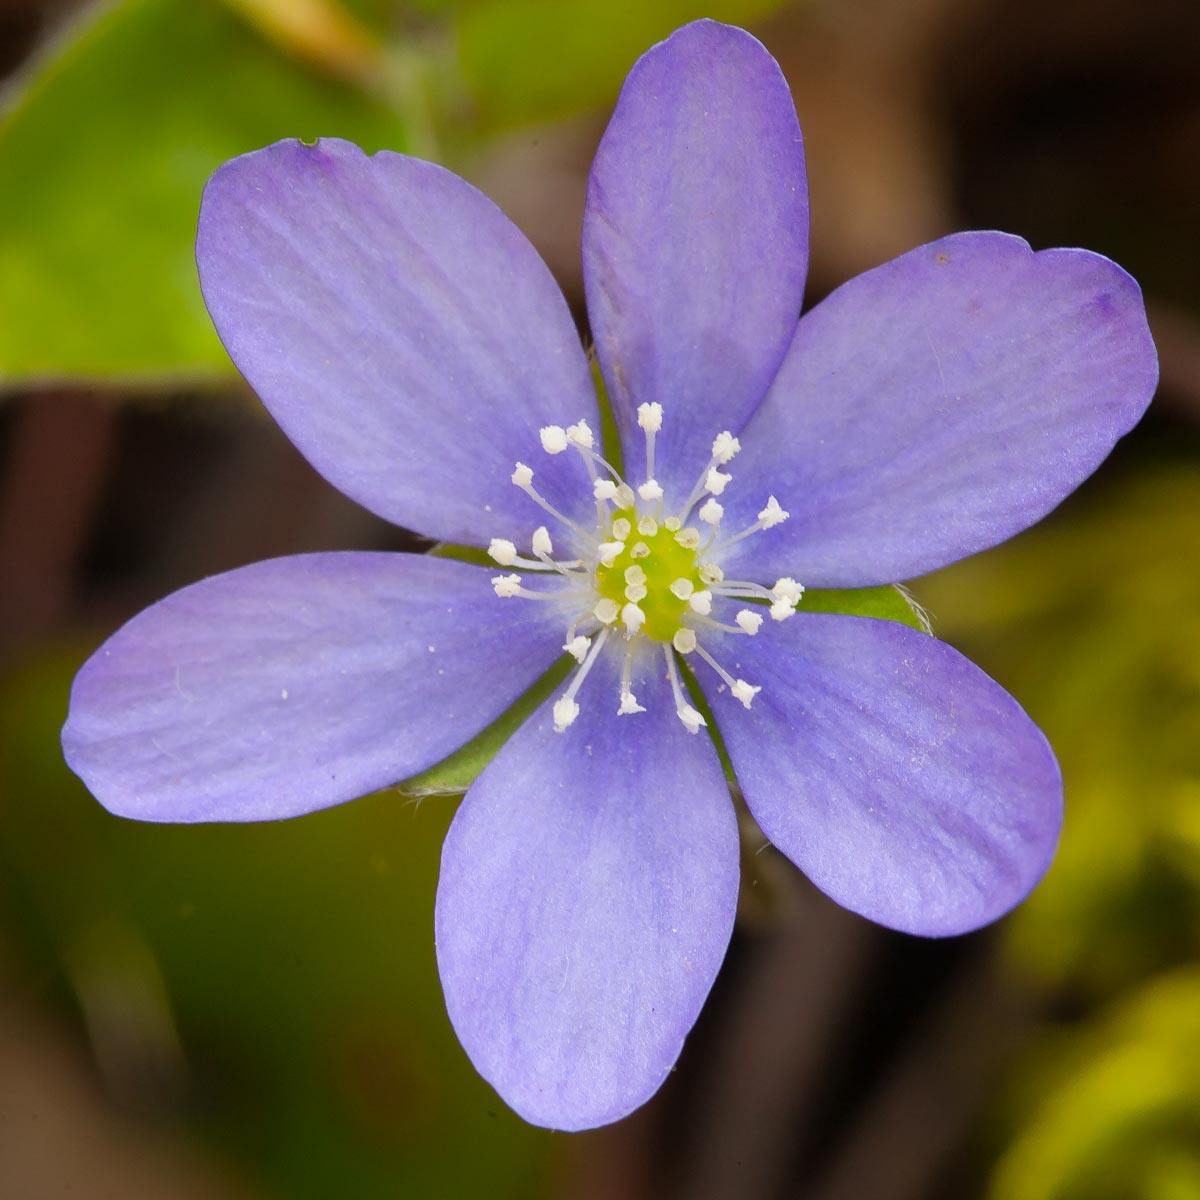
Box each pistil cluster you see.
[489,404,803,733]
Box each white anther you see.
[705,467,732,495]
[624,583,648,602]
[673,628,698,654]
[699,562,725,585]
[630,542,651,559]
[675,527,701,550]
[638,479,664,502]
[597,541,624,567]
[488,538,518,566]
[594,598,620,625]
[637,402,663,432]
[618,690,646,715]
[512,463,534,488]
[566,420,594,448]
[563,635,590,662]
[622,602,646,633]
[664,516,682,531]
[731,680,761,709]
[531,526,553,557]
[772,577,805,605]
[637,516,658,537]
[539,425,568,454]
[491,573,522,598]
[712,431,741,464]
[689,591,713,616]
[698,498,724,526]
[736,609,764,635]
[677,705,706,735]
[611,517,632,541]
[758,496,789,528]
[669,578,695,600]
[624,565,647,586]
[615,483,636,508]
[553,696,580,732]
[594,479,618,501]
[770,599,796,622]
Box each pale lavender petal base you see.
[436,651,739,1130]
[704,614,1062,936]
[197,138,597,545]
[583,19,808,500]
[723,232,1158,587]
[63,554,566,823]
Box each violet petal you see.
[582,19,808,500]
[197,138,596,544]
[704,613,1062,936]
[722,232,1158,586]
[435,650,738,1129]
[62,554,566,822]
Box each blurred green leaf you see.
[454,0,789,129]
[0,0,403,384]
[990,971,1200,1200]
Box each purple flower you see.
[62,20,1156,1131]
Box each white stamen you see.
[531,526,553,558]
[712,431,740,464]
[539,425,568,454]
[638,479,663,502]
[669,578,694,600]
[622,602,646,633]
[594,598,620,624]
[664,516,682,531]
[491,573,522,597]
[553,696,580,731]
[618,645,644,716]
[770,600,796,622]
[552,626,612,733]
[664,648,706,735]
[611,517,632,541]
[736,609,764,635]
[597,541,624,567]
[594,479,618,501]
[566,420,594,449]
[564,635,590,662]
[689,590,713,616]
[772,577,805,605]
[615,483,636,509]
[675,527,700,550]
[758,496,789,528]
[705,467,732,495]
[630,542,651,559]
[488,538,518,566]
[624,583,648,602]
[511,461,589,536]
[693,642,761,709]
[624,565,647,586]
[637,516,658,537]
[698,498,724,526]
[700,562,725,585]
[637,402,663,432]
[672,628,697,654]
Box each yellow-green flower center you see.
[593,508,705,642]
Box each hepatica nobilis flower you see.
[63,20,1156,1129]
